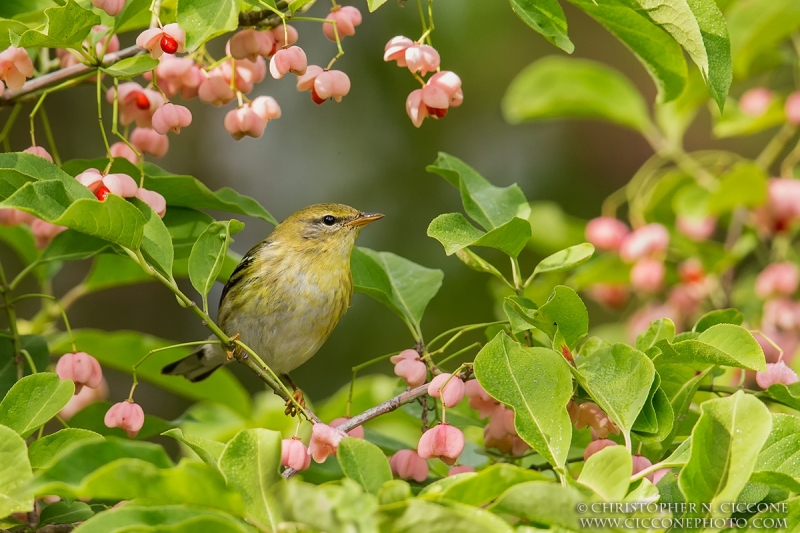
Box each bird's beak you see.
[347,212,384,227]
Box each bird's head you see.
[274,203,383,256]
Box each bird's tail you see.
[161,342,226,382]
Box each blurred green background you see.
[1,1,764,420]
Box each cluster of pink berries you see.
[739,87,800,126]
[0,148,166,248]
[383,37,463,127]
[585,218,716,338]
[54,350,146,438]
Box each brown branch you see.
[281,383,430,479]
[0,46,141,105]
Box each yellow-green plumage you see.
[162,203,382,381]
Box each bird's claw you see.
[285,389,306,418]
[226,333,242,361]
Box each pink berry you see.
[676,216,715,241]
[405,44,440,76]
[0,46,34,91]
[406,89,428,128]
[135,188,167,218]
[272,25,299,49]
[447,465,475,476]
[151,103,192,135]
[198,73,236,106]
[394,358,427,388]
[281,438,311,471]
[390,449,429,482]
[464,379,500,418]
[91,0,126,17]
[55,352,103,394]
[313,69,351,103]
[427,373,465,408]
[739,88,772,117]
[585,217,629,251]
[619,223,669,263]
[308,423,345,463]
[384,36,414,66]
[583,439,617,461]
[228,30,275,62]
[330,417,364,439]
[586,284,629,310]
[632,455,653,477]
[269,46,307,79]
[30,219,66,249]
[59,379,108,420]
[422,71,463,113]
[23,146,53,163]
[130,128,169,158]
[756,262,800,299]
[417,423,465,466]
[136,23,185,59]
[630,258,665,293]
[109,142,140,165]
[756,361,799,389]
[786,92,800,126]
[104,401,145,438]
[323,6,362,41]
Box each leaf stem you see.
[756,123,798,171]
[0,260,23,378]
[11,293,76,352]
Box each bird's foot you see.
[284,389,306,418]
[226,333,242,361]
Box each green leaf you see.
[426,464,546,506]
[632,373,674,442]
[163,428,225,467]
[114,0,151,32]
[142,163,276,223]
[0,182,145,249]
[177,0,240,51]
[427,153,531,231]
[427,213,532,257]
[101,55,159,79]
[654,324,766,371]
[751,413,800,493]
[693,308,744,332]
[36,458,243,514]
[189,219,245,298]
[707,163,767,214]
[508,0,573,53]
[0,334,49,399]
[764,383,800,411]
[568,253,631,290]
[39,230,114,263]
[526,201,586,255]
[0,424,33,518]
[532,243,594,277]
[132,197,174,278]
[338,437,393,494]
[744,496,800,533]
[567,0,687,102]
[12,0,100,48]
[0,224,39,267]
[474,333,573,469]
[577,445,632,501]
[367,0,387,11]
[0,373,74,438]
[655,66,709,144]
[274,478,377,532]
[82,254,152,293]
[72,505,255,533]
[218,429,283,532]
[502,56,653,133]
[28,428,104,470]
[635,318,676,352]
[39,500,94,526]
[504,285,589,350]
[727,0,800,79]
[630,0,731,109]
[51,329,251,416]
[351,247,443,340]
[573,343,656,447]
[488,480,582,529]
[713,96,785,137]
[382,499,513,533]
[679,391,771,515]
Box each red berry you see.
[134,92,150,110]
[426,106,448,119]
[311,89,326,105]
[93,185,110,201]
[160,34,179,54]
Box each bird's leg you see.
[226,333,242,361]
[282,373,306,417]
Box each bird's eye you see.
[322,215,336,226]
